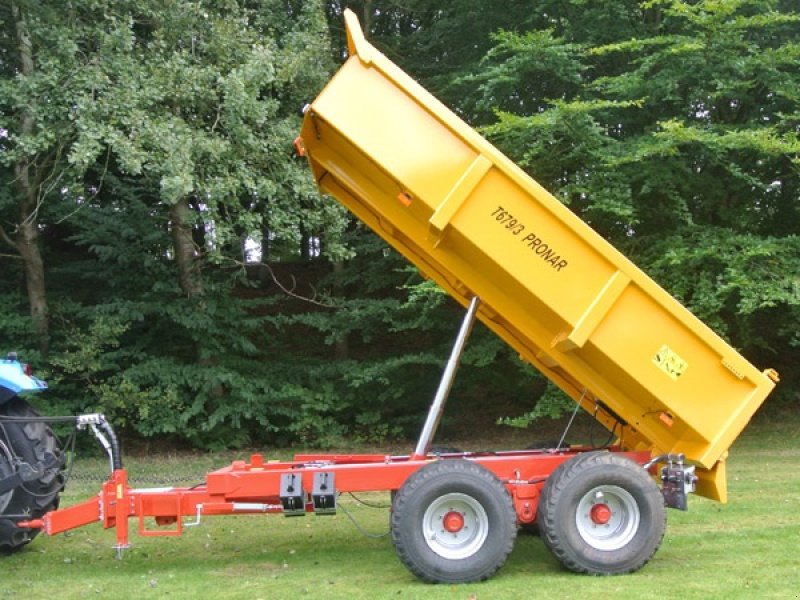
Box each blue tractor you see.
[0,353,64,552]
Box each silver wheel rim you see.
[422,492,489,559]
[576,485,640,551]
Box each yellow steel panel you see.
[312,61,477,206]
[429,154,492,240]
[554,270,631,352]
[299,10,777,500]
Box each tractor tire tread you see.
[0,397,65,553]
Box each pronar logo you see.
[489,205,568,272]
[653,345,688,381]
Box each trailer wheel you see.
[538,451,665,575]
[0,397,65,553]
[391,459,516,583]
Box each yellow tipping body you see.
[298,10,777,502]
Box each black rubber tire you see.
[0,396,65,553]
[389,449,464,508]
[537,451,666,575]
[391,459,517,584]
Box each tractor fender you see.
[0,358,47,406]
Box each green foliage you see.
[2,0,798,452]
[2,0,357,448]
[497,382,574,428]
[457,0,800,402]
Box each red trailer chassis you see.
[20,446,650,551]
[16,298,693,582]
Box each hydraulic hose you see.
[99,418,123,471]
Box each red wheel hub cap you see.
[590,503,612,525]
[442,511,465,533]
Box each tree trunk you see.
[362,0,373,34]
[332,260,349,360]
[170,196,204,299]
[170,197,224,400]
[15,170,49,355]
[12,2,50,355]
[170,196,214,371]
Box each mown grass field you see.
[3,412,799,599]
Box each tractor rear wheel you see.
[0,397,65,553]
[537,451,666,574]
[391,459,516,583]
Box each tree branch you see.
[256,260,337,308]
[227,256,338,308]
[0,223,17,250]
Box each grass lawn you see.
[3,412,798,599]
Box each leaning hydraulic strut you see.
[412,296,480,460]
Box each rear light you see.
[23,363,33,376]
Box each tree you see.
[1,2,92,354]
[1,1,356,447]
[462,0,800,401]
[3,0,796,451]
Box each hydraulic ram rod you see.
[413,296,480,459]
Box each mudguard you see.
[0,355,47,406]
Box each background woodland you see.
[2,0,798,448]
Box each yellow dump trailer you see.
[299,10,778,503]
